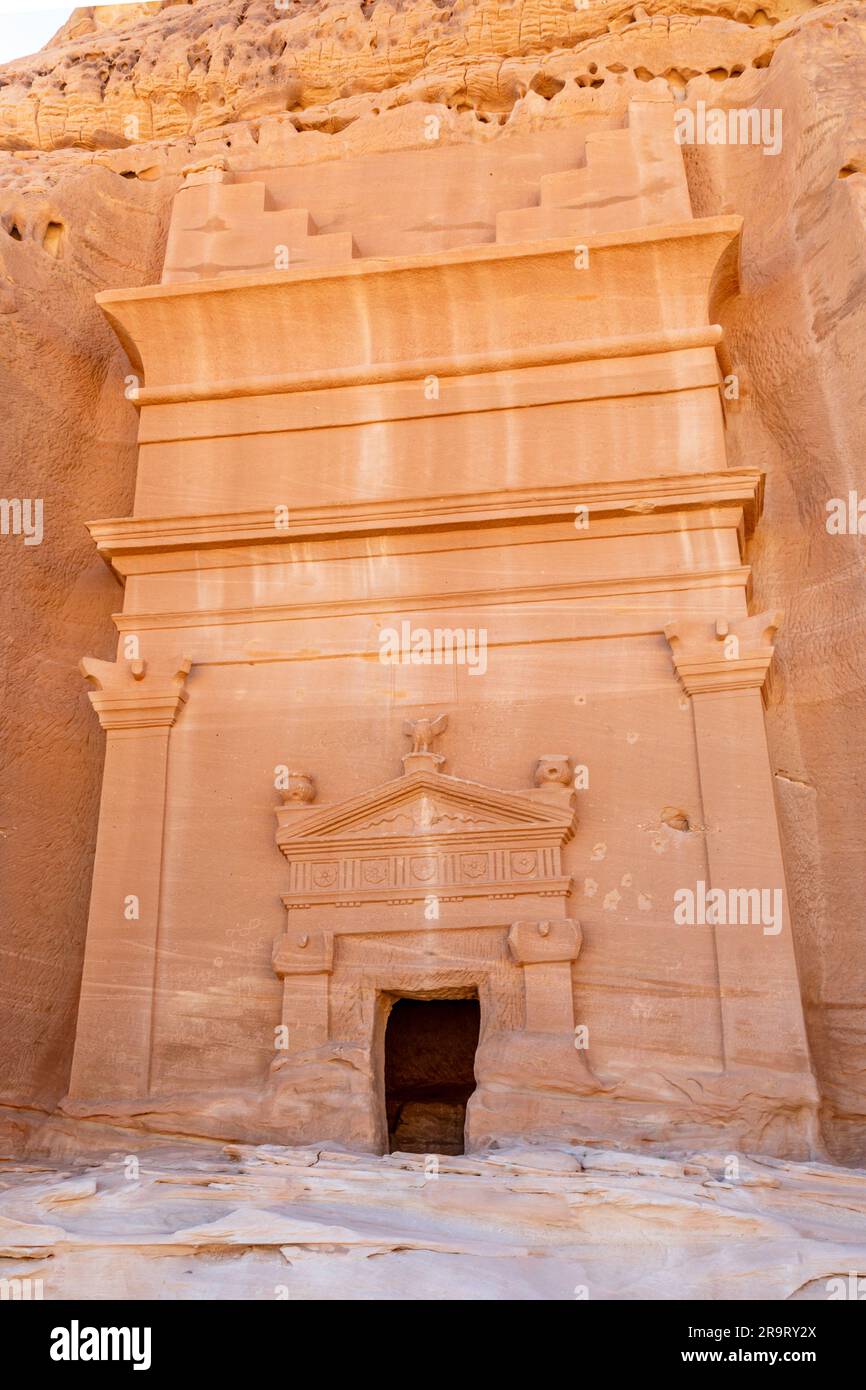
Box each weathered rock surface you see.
[0,0,820,153]
[1,1139,865,1299]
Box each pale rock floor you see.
[3,1141,866,1300]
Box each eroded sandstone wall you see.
[1,0,864,1161]
[0,158,171,1124]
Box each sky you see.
[0,1,144,66]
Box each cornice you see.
[95,216,741,398]
[280,879,573,912]
[98,216,742,312]
[89,469,763,563]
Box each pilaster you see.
[67,655,191,1099]
[664,614,815,1089]
[508,919,581,1033]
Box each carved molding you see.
[89,469,763,563]
[129,324,721,408]
[664,612,782,697]
[80,655,192,730]
[113,565,752,633]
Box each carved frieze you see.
[274,728,577,913]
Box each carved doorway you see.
[384,997,480,1155]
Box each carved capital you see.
[273,928,334,978]
[80,655,192,730]
[508,918,582,965]
[664,612,782,697]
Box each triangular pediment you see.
[276,770,574,849]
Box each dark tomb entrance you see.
[384,997,480,1154]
